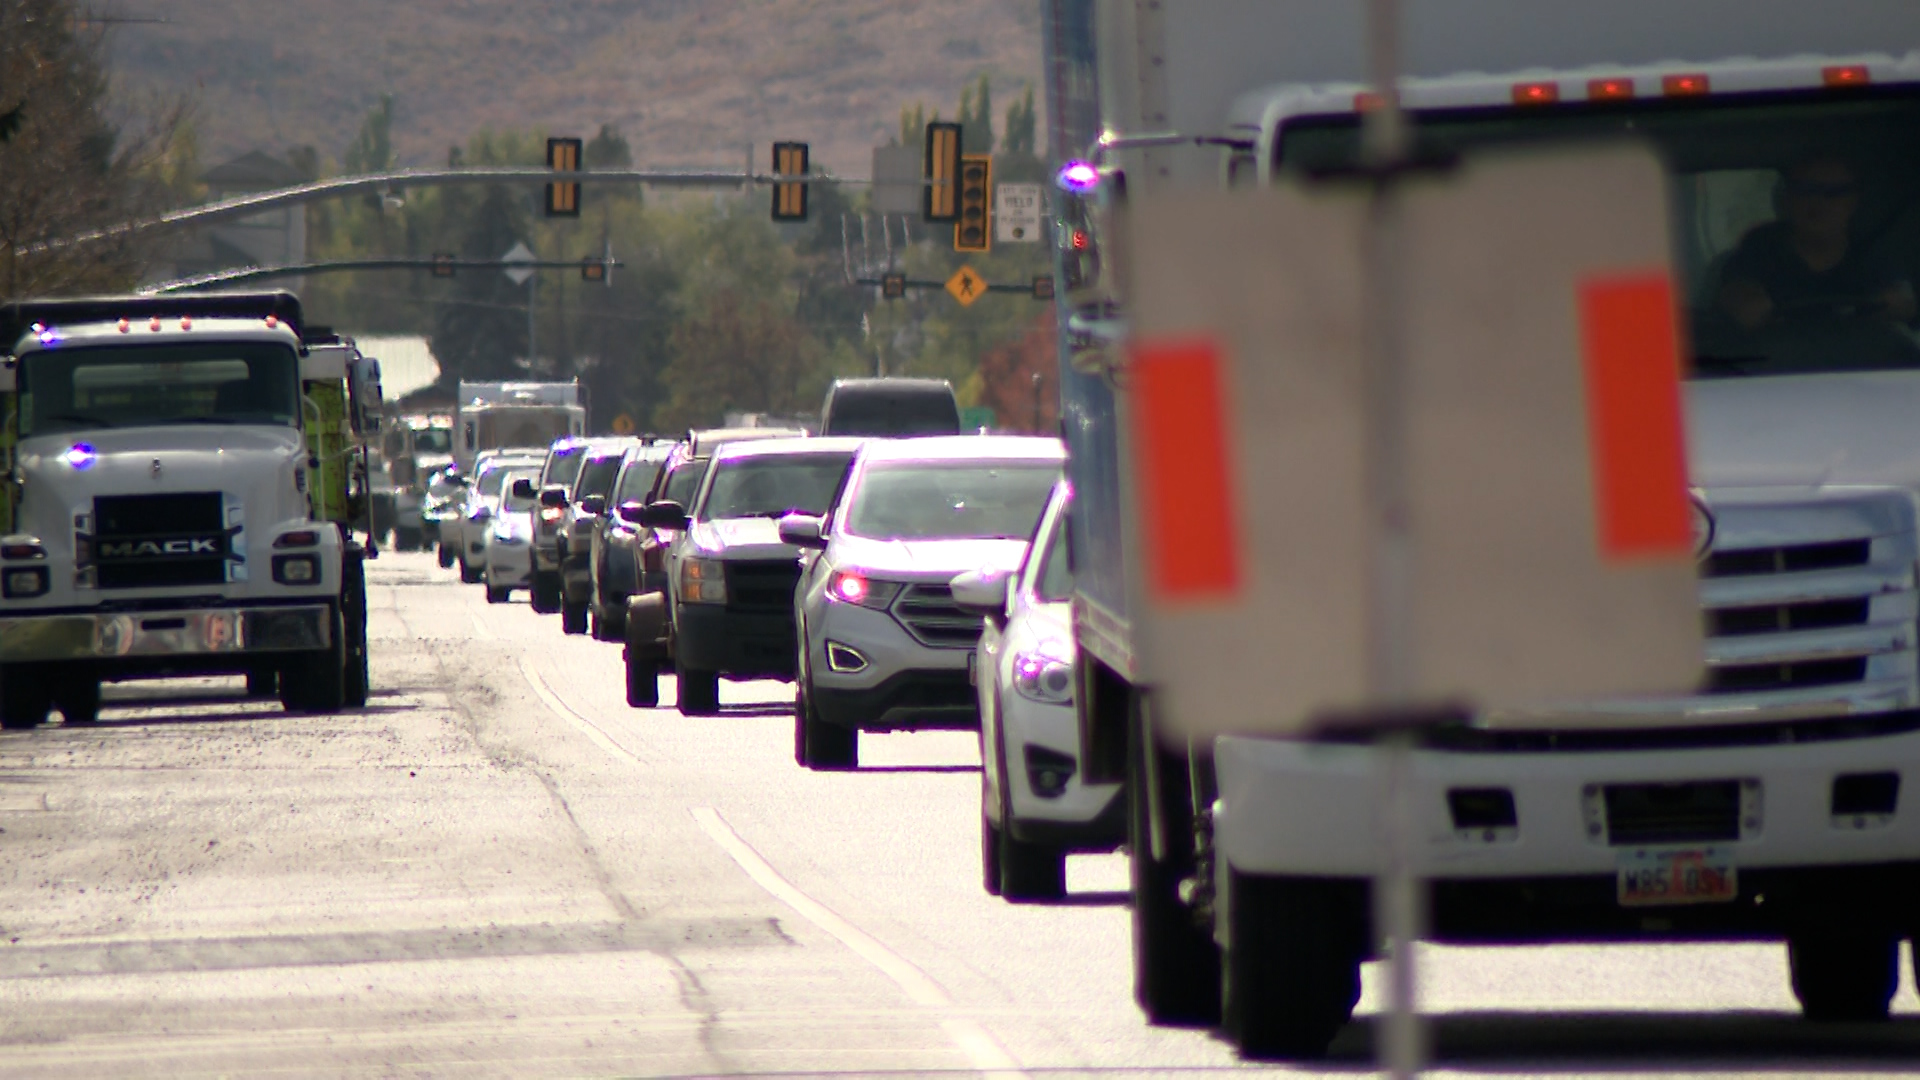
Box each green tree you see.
[342,94,396,175]
[959,75,995,155]
[1003,85,1038,160]
[584,124,632,169]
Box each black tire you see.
[1222,870,1365,1060]
[1127,693,1222,1026]
[796,691,857,769]
[395,527,422,553]
[1,665,51,730]
[343,556,370,709]
[561,599,589,635]
[981,812,1005,897]
[678,665,720,716]
[54,673,101,725]
[625,650,659,708]
[459,557,483,585]
[1789,929,1899,1022]
[437,540,455,569]
[281,606,347,714]
[245,667,278,698]
[486,584,510,604]
[531,571,561,614]
[999,825,1067,902]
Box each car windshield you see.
[1035,504,1072,603]
[476,461,537,498]
[698,452,854,521]
[543,447,584,488]
[20,342,301,435]
[616,456,665,502]
[845,462,1059,541]
[572,454,623,500]
[663,460,709,507]
[1279,93,1920,379]
[825,386,961,436]
[501,473,537,511]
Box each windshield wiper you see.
[1692,354,1765,376]
[39,412,114,428]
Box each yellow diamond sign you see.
[945,265,987,307]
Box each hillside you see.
[106,0,1045,177]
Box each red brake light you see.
[1587,78,1634,101]
[1823,65,1870,88]
[1353,90,1384,112]
[1512,82,1559,105]
[1663,73,1710,97]
[1070,229,1090,251]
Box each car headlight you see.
[272,554,320,585]
[826,569,903,610]
[678,557,727,604]
[1012,643,1074,704]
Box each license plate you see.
[1617,847,1737,907]
[967,651,977,686]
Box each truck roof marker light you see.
[148,317,162,332]
[61,443,98,470]
[37,328,59,346]
[1824,65,1870,87]
[1512,82,1559,105]
[1588,78,1635,101]
[1056,161,1101,193]
[28,323,44,334]
[1353,90,1384,112]
[179,316,192,330]
[264,315,279,329]
[1663,74,1710,97]
[116,318,130,333]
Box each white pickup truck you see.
[1051,0,1920,1059]
[0,293,379,724]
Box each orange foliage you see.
[976,310,1059,434]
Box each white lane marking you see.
[518,658,648,767]
[690,806,1028,1080]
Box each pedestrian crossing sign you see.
[946,266,986,307]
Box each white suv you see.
[781,436,1064,769]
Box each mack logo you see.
[98,538,221,559]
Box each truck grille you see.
[1602,780,1742,846]
[891,583,984,648]
[725,559,801,612]
[93,493,228,589]
[1698,501,1912,701]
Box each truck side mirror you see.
[950,568,1011,622]
[539,486,569,509]
[580,494,607,517]
[615,500,648,526]
[638,500,690,531]
[777,513,827,550]
[510,478,536,500]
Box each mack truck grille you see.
[892,583,985,648]
[1699,501,1915,701]
[725,559,802,612]
[92,493,229,589]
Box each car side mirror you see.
[777,513,827,550]
[580,494,607,517]
[469,505,494,522]
[637,500,690,531]
[539,486,569,509]
[950,568,1011,621]
[510,478,535,500]
[615,500,647,526]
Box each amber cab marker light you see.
[1663,73,1710,96]
[1824,65,1870,87]
[1588,78,1635,101]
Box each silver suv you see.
[781,436,1064,769]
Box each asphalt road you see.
[1,551,1918,1077]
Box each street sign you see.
[610,413,637,435]
[501,242,536,285]
[1124,143,1701,739]
[872,145,922,216]
[996,182,1042,242]
[945,265,986,307]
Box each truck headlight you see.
[1012,644,1074,704]
[272,554,320,585]
[678,557,727,604]
[2,567,49,598]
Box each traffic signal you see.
[954,153,992,253]
[546,137,582,217]
[924,122,962,223]
[771,142,810,221]
[1032,275,1055,300]
[431,253,456,278]
[881,272,907,299]
[581,257,606,283]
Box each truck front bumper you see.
[0,604,332,662]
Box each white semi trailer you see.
[1050,0,1920,1058]
[453,380,584,471]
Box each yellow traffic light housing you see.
[581,257,606,283]
[924,122,962,223]
[881,272,907,299]
[954,154,992,253]
[546,137,582,217]
[771,142,810,221]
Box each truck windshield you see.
[824,387,962,436]
[543,447,584,489]
[1277,92,1920,379]
[414,427,453,454]
[616,456,665,503]
[20,342,300,435]
[698,452,854,521]
[572,454,623,500]
[845,463,1060,541]
[662,461,708,507]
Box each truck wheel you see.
[437,541,455,569]
[343,556,370,709]
[1222,869,1365,1060]
[281,607,347,714]
[981,812,1004,896]
[486,583,510,604]
[395,527,422,552]
[1127,695,1222,1026]
[531,571,561,614]
[245,667,278,698]
[54,674,101,725]
[796,694,857,769]
[677,666,720,716]
[999,822,1066,902]
[0,666,51,729]
[561,599,589,635]
[1789,929,1899,1021]
[459,557,483,585]
[625,650,659,708]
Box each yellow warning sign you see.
[610,413,637,435]
[946,265,987,307]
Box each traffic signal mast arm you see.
[141,256,625,295]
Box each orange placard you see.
[1577,273,1691,561]
[1130,337,1242,600]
